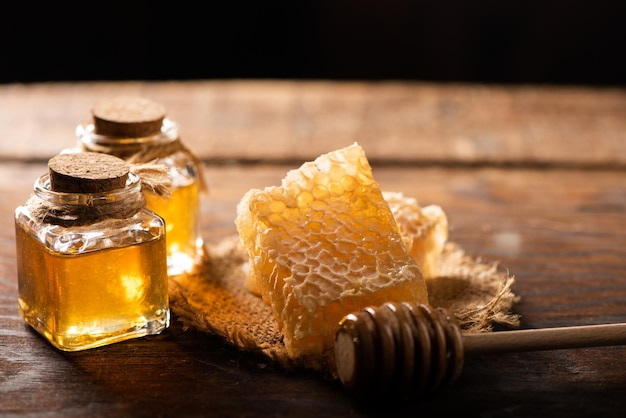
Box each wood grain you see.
[1,81,625,166]
[2,81,626,417]
[3,161,626,416]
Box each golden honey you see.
[15,153,170,351]
[144,179,203,275]
[75,97,206,275]
[16,228,168,351]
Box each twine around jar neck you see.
[27,168,171,227]
[76,119,208,193]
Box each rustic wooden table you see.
[1,81,626,417]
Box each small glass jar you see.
[15,152,170,351]
[75,97,205,276]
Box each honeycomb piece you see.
[235,143,429,358]
[383,191,448,279]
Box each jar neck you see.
[76,119,180,161]
[29,173,145,226]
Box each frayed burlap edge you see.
[168,236,520,376]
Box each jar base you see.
[20,307,170,352]
[167,239,205,276]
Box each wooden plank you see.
[1,81,625,166]
[2,160,626,416]
[2,161,626,416]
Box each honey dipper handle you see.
[462,323,626,355]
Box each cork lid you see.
[92,96,166,137]
[48,152,130,193]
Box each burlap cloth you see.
[168,235,520,377]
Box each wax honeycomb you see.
[383,191,448,279]
[235,143,429,358]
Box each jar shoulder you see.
[15,206,164,255]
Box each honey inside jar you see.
[16,228,168,351]
[75,96,206,275]
[144,178,203,275]
[14,152,170,351]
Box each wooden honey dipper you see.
[334,301,626,399]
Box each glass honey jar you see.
[75,97,206,276]
[15,152,170,351]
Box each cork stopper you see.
[48,152,130,193]
[92,96,166,137]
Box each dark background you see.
[1,1,625,86]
